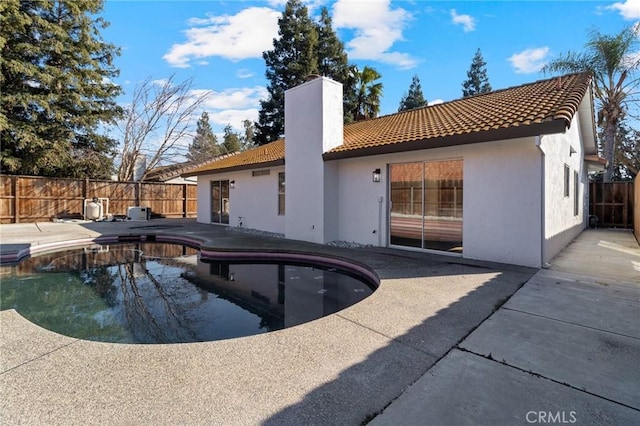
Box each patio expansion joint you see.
[454,346,640,413]
[334,313,440,359]
[1,339,81,376]
[500,306,640,341]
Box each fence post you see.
[623,182,629,228]
[182,184,187,218]
[136,182,141,207]
[83,177,89,200]
[591,182,597,224]
[13,176,19,223]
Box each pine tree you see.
[222,124,242,154]
[398,75,427,112]
[462,48,492,98]
[186,112,220,163]
[254,0,319,145]
[316,7,349,83]
[239,119,256,151]
[0,0,122,178]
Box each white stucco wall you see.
[540,114,587,263]
[284,77,343,244]
[335,156,390,246]
[463,138,543,267]
[335,139,544,267]
[195,167,285,234]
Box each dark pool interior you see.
[0,243,375,344]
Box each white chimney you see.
[284,76,343,244]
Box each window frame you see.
[564,164,570,198]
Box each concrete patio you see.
[0,220,638,425]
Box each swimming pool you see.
[0,242,376,344]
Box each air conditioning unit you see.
[127,206,151,221]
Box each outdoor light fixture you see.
[372,169,381,182]
[229,272,235,282]
[230,180,235,189]
[569,146,577,156]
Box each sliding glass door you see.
[390,160,463,253]
[211,180,230,224]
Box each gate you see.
[589,181,634,228]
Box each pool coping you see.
[1,232,381,289]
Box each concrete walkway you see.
[371,229,640,425]
[0,220,638,425]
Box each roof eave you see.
[182,159,285,177]
[584,155,607,172]
[578,82,598,155]
[323,120,568,161]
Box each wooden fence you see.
[635,175,640,242]
[589,181,634,229]
[0,175,197,223]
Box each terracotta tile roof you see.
[184,72,592,175]
[151,153,238,180]
[183,139,285,176]
[326,72,592,159]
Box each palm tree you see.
[543,26,640,182]
[347,65,383,121]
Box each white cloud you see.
[152,78,170,87]
[193,86,269,111]
[267,0,288,7]
[508,47,550,74]
[607,0,640,19]
[187,86,267,132]
[163,7,280,68]
[236,68,254,79]
[450,9,475,32]
[622,50,640,68]
[428,99,444,106]
[333,0,417,69]
[210,109,260,131]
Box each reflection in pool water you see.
[0,243,375,344]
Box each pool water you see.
[0,243,375,344]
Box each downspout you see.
[535,135,547,268]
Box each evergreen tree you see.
[316,7,349,83]
[462,48,492,98]
[186,112,220,163]
[398,75,427,112]
[222,124,242,154]
[255,0,318,145]
[0,0,122,178]
[240,119,256,151]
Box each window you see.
[278,172,285,215]
[574,171,579,216]
[252,169,270,177]
[564,164,570,197]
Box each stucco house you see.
[183,72,605,268]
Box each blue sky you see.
[101,0,640,139]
